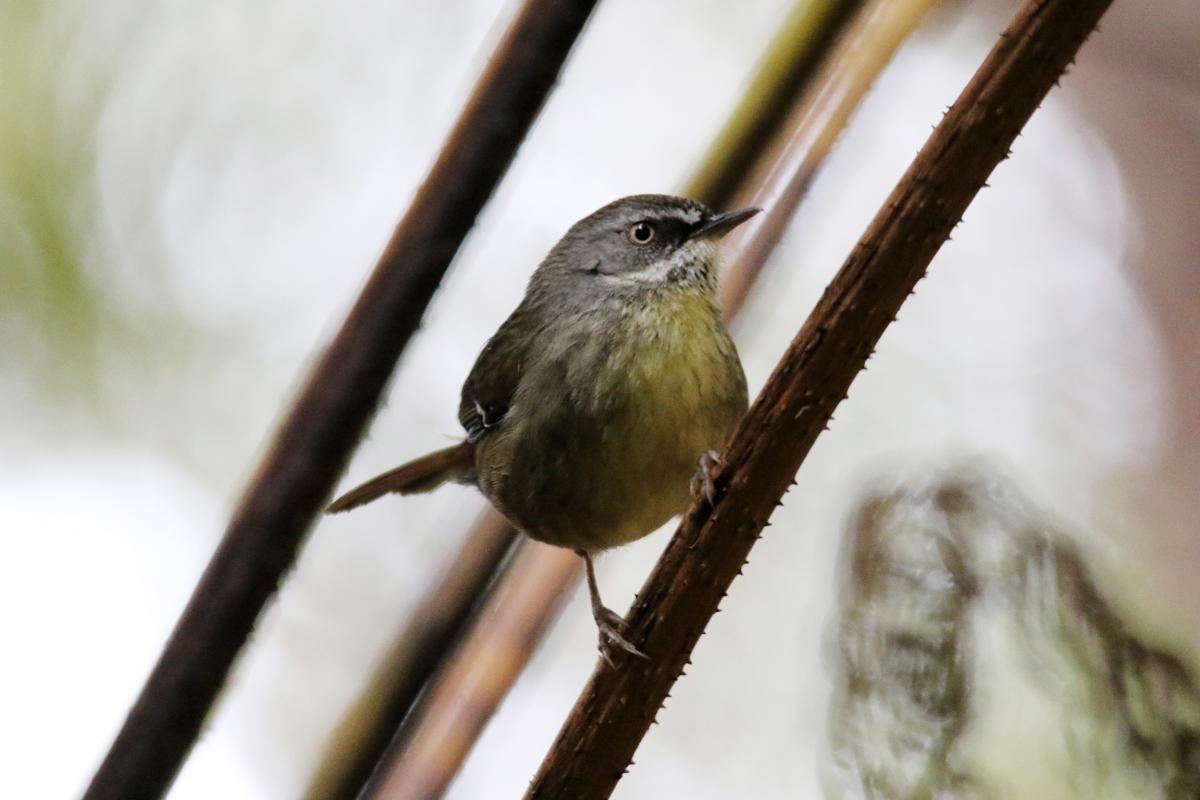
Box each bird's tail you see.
[327,441,474,513]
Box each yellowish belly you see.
[478,296,747,551]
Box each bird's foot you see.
[592,605,648,667]
[689,450,722,505]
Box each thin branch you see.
[719,0,947,318]
[365,0,940,796]
[685,0,861,211]
[364,545,573,800]
[369,543,581,800]
[303,516,517,800]
[82,2,599,798]
[525,0,1117,796]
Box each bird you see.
[328,194,755,663]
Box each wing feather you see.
[458,304,537,441]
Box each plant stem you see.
[526,0,1117,796]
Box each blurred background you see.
[2,0,1197,797]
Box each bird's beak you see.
[688,207,761,240]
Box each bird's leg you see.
[575,549,647,665]
[690,449,722,505]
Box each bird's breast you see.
[479,292,748,551]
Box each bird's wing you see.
[458,305,537,442]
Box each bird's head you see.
[539,194,759,297]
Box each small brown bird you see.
[329,194,754,661]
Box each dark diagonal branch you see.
[82,2,599,799]
[526,0,1117,796]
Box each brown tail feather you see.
[327,441,474,514]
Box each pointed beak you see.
[688,207,761,241]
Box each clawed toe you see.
[690,449,722,505]
[594,606,648,665]
[576,549,649,665]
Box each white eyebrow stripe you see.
[668,207,703,224]
[638,207,702,226]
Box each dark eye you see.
[627,221,656,245]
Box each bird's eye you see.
[627,221,656,245]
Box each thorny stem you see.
[526,0,1118,796]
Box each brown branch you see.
[81,2,600,798]
[363,0,940,796]
[303,515,517,800]
[718,0,945,318]
[525,0,1116,796]
[685,0,862,211]
[366,544,576,800]
[369,542,581,800]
